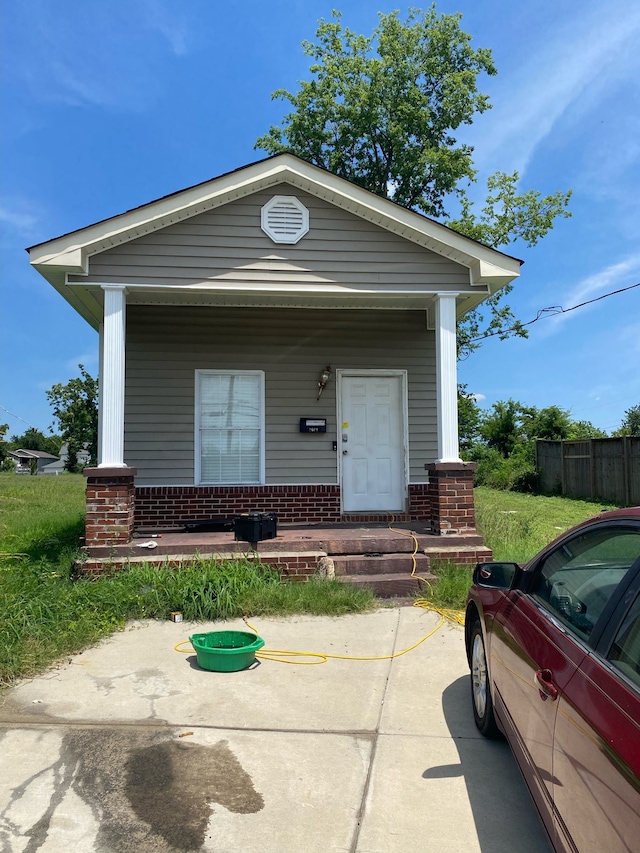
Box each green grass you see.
[417,487,621,613]
[1,473,623,687]
[0,473,374,689]
[0,472,86,562]
[474,486,619,563]
[421,560,473,611]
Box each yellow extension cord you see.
[174,515,465,665]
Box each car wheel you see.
[470,620,499,738]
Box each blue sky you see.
[1,0,639,437]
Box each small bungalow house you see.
[9,449,59,475]
[29,154,521,552]
[41,442,91,474]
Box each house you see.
[41,442,91,474]
[28,154,521,553]
[9,449,59,474]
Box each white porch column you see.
[434,292,462,463]
[97,322,104,466]
[99,285,127,467]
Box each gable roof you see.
[10,449,59,460]
[29,153,521,326]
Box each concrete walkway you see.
[0,607,551,853]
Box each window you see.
[531,526,640,641]
[608,593,640,690]
[196,371,264,484]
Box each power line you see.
[467,281,640,345]
[0,404,38,431]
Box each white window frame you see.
[195,369,265,485]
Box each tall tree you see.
[8,427,61,454]
[256,7,571,349]
[457,384,482,454]
[480,399,524,459]
[46,365,98,470]
[615,403,640,436]
[0,423,9,465]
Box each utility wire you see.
[467,281,640,345]
[0,404,38,431]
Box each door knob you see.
[343,449,348,455]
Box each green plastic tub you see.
[190,630,265,672]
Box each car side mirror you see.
[473,562,519,589]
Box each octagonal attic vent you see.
[261,195,309,244]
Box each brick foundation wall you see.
[134,484,342,526]
[84,467,137,546]
[408,483,432,522]
[134,483,436,527]
[425,462,478,535]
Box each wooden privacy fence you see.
[536,437,640,505]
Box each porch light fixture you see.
[317,365,332,400]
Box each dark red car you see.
[465,507,640,853]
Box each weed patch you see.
[0,474,374,688]
[475,487,618,562]
[416,560,473,612]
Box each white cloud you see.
[539,253,640,335]
[471,2,640,179]
[0,205,38,234]
[65,354,98,373]
[0,199,43,249]
[561,255,640,309]
[142,0,191,57]
[4,0,194,111]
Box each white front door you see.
[339,371,407,512]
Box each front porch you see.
[78,518,491,597]
[79,463,490,596]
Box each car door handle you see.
[535,669,559,701]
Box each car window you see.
[608,593,640,690]
[530,526,640,642]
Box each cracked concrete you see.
[0,608,552,853]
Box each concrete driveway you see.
[0,607,552,853]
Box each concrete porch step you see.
[337,572,428,598]
[422,543,492,564]
[332,552,431,576]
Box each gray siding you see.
[79,185,469,291]
[125,306,436,485]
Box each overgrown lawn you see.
[1,473,622,688]
[418,487,620,613]
[0,474,374,688]
[475,486,618,563]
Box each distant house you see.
[9,449,59,474]
[42,442,91,474]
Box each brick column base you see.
[83,467,137,546]
[425,462,477,535]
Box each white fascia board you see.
[29,155,521,290]
[95,280,481,296]
[469,258,521,291]
[98,281,484,316]
[31,246,87,273]
[28,161,291,267]
[270,159,522,281]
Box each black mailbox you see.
[300,417,327,433]
[234,512,278,546]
